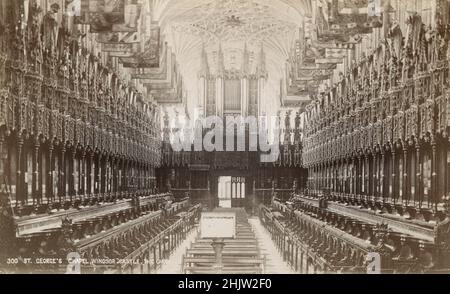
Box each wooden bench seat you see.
[234,235,256,239]
[187,247,259,253]
[236,230,254,233]
[186,249,259,258]
[236,226,253,230]
[235,231,255,235]
[190,243,258,249]
[182,208,263,274]
[194,238,257,244]
[183,257,264,264]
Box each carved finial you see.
[199,43,209,77]
[163,109,170,143]
[285,110,292,129]
[217,42,225,74]
[42,2,60,53]
[241,42,250,74]
[374,223,389,241]
[256,42,267,77]
[295,111,301,130]
[184,103,190,121]
[174,108,181,129]
[61,216,72,228]
[26,0,43,76]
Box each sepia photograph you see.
[0,0,450,285]
[88,0,126,32]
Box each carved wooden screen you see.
[447,150,450,205]
[191,171,208,189]
[9,148,16,203]
[422,152,432,206]
[224,79,241,114]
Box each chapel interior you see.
[1,0,450,274]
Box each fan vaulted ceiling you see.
[151,0,312,116]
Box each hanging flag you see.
[368,0,383,28]
[97,1,145,56]
[98,25,143,56]
[317,0,377,42]
[74,0,125,28]
[65,0,82,17]
[109,3,141,32]
[74,0,90,24]
[130,45,169,79]
[119,26,161,68]
[325,47,349,59]
[96,31,140,43]
[297,68,334,81]
[88,0,126,33]
[101,42,141,55]
[368,0,382,17]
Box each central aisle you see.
[248,217,295,274]
[155,214,294,274]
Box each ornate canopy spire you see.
[241,42,250,74]
[199,43,209,77]
[217,42,225,75]
[256,42,267,77]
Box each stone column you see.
[241,77,248,116]
[431,140,437,209]
[16,136,24,209]
[412,143,420,206]
[60,144,66,204]
[38,142,43,205]
[353,157,357,196]
[112,156,117,198]
[32,138,40,206]
[391,148,396,203]
[71,147,76,204]
[80,150,86,201]
[89,152,94,198]
[365,154,369,197]
[48,142,54,205]
[96,152,101,196]
[381,150,385,200]
[216,77,223,117]
[373,151,379,199]
[101,154,107,197]
[357,156,362,196]
[0,129,16,261]
[403,146,408,205]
